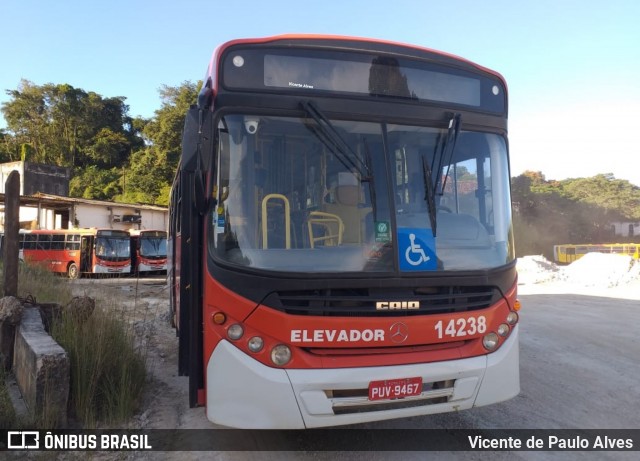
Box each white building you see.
[0,193,168,232]
[611,221,640,238]
[0,162,168,232]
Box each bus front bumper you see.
[93,264,131,274]
[206,325,519,429]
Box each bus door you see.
[80,236,93,273]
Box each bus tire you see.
[67,262,79,279]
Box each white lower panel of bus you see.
[206,325,519,429]
[93,264,131,274]
[138,262,167,272]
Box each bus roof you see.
[206,34,507,89]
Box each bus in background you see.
[553,243,640,264]
[18,228,131,278]
[169,35,520,429]
[130,229,168,275]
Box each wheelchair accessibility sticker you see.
[398,228,437,271]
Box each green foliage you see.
[562,174,640,219]
[69,166,122,200]
[14,262,74,304]
[1,79,200,205]
[0,264,73,429]
[0,129,20,163]
[50,306,147,427]
[0,263,147,429]
[512,171,640,259]
[1,80,138,168]
[0,368,18,430]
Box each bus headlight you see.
[248,336,264,353]
[506,311,519,325]
[227,324,244,341]
[497,324,510,337]
[482,333,499,351]
[270,344,292,366]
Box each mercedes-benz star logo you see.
[389,322,409,343]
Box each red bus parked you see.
[130,229,168,275]
[18,228,131,278]
[169,35,520,429]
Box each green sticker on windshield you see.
[375,221,391,243]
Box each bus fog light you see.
[212,312,226,325]
[497,323,510,337]
[483,333,499,351]
[227,324,244,340]
[506,311,519,325]
[248,336,264,353]
[270,344,292,366]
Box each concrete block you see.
[13,307,69,427]
[0,296,23,370]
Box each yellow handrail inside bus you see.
[261,194,291,249]
[307,211,344,248]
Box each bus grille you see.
[265,286,499,316]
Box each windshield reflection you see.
[96,237,130,260]
[209,114,514,273]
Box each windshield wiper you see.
[301,100,370,179]
[362,137,377,221]
[425,113,462,237]
[422,154,438,236]
[433,113,462,196]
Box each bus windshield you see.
[210,113,514,273]
[140,236,167,259]
[96,235,130,261]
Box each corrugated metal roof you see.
[0,192,168,212]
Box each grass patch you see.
[15,263,74,305]
[50,300,147,428]
[2,263,148,428]
[0,367,18,429]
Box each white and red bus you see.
[169,35,520,429]
[17,228,131,278]
[130,229,168,275]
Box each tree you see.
[69,166,122,200]
[1,80,140,170]
[0,129,19,163]
[511,172,640,259]
[119,81,199,205]
[562,174,640,220]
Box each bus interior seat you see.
[307,211,344,248]
[323,185,372,244]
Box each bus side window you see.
[37,235,52,250]
[65,234,80,250]
[51,235,65,250]
[24,234,37,250]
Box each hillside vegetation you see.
[512,171,640,258]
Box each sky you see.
[1,0,639,186]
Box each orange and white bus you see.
[169,35,520,429]
[130,229,168,275]
[17,228,131,278]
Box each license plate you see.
[368,376,422,401]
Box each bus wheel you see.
[67,262,79,279]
